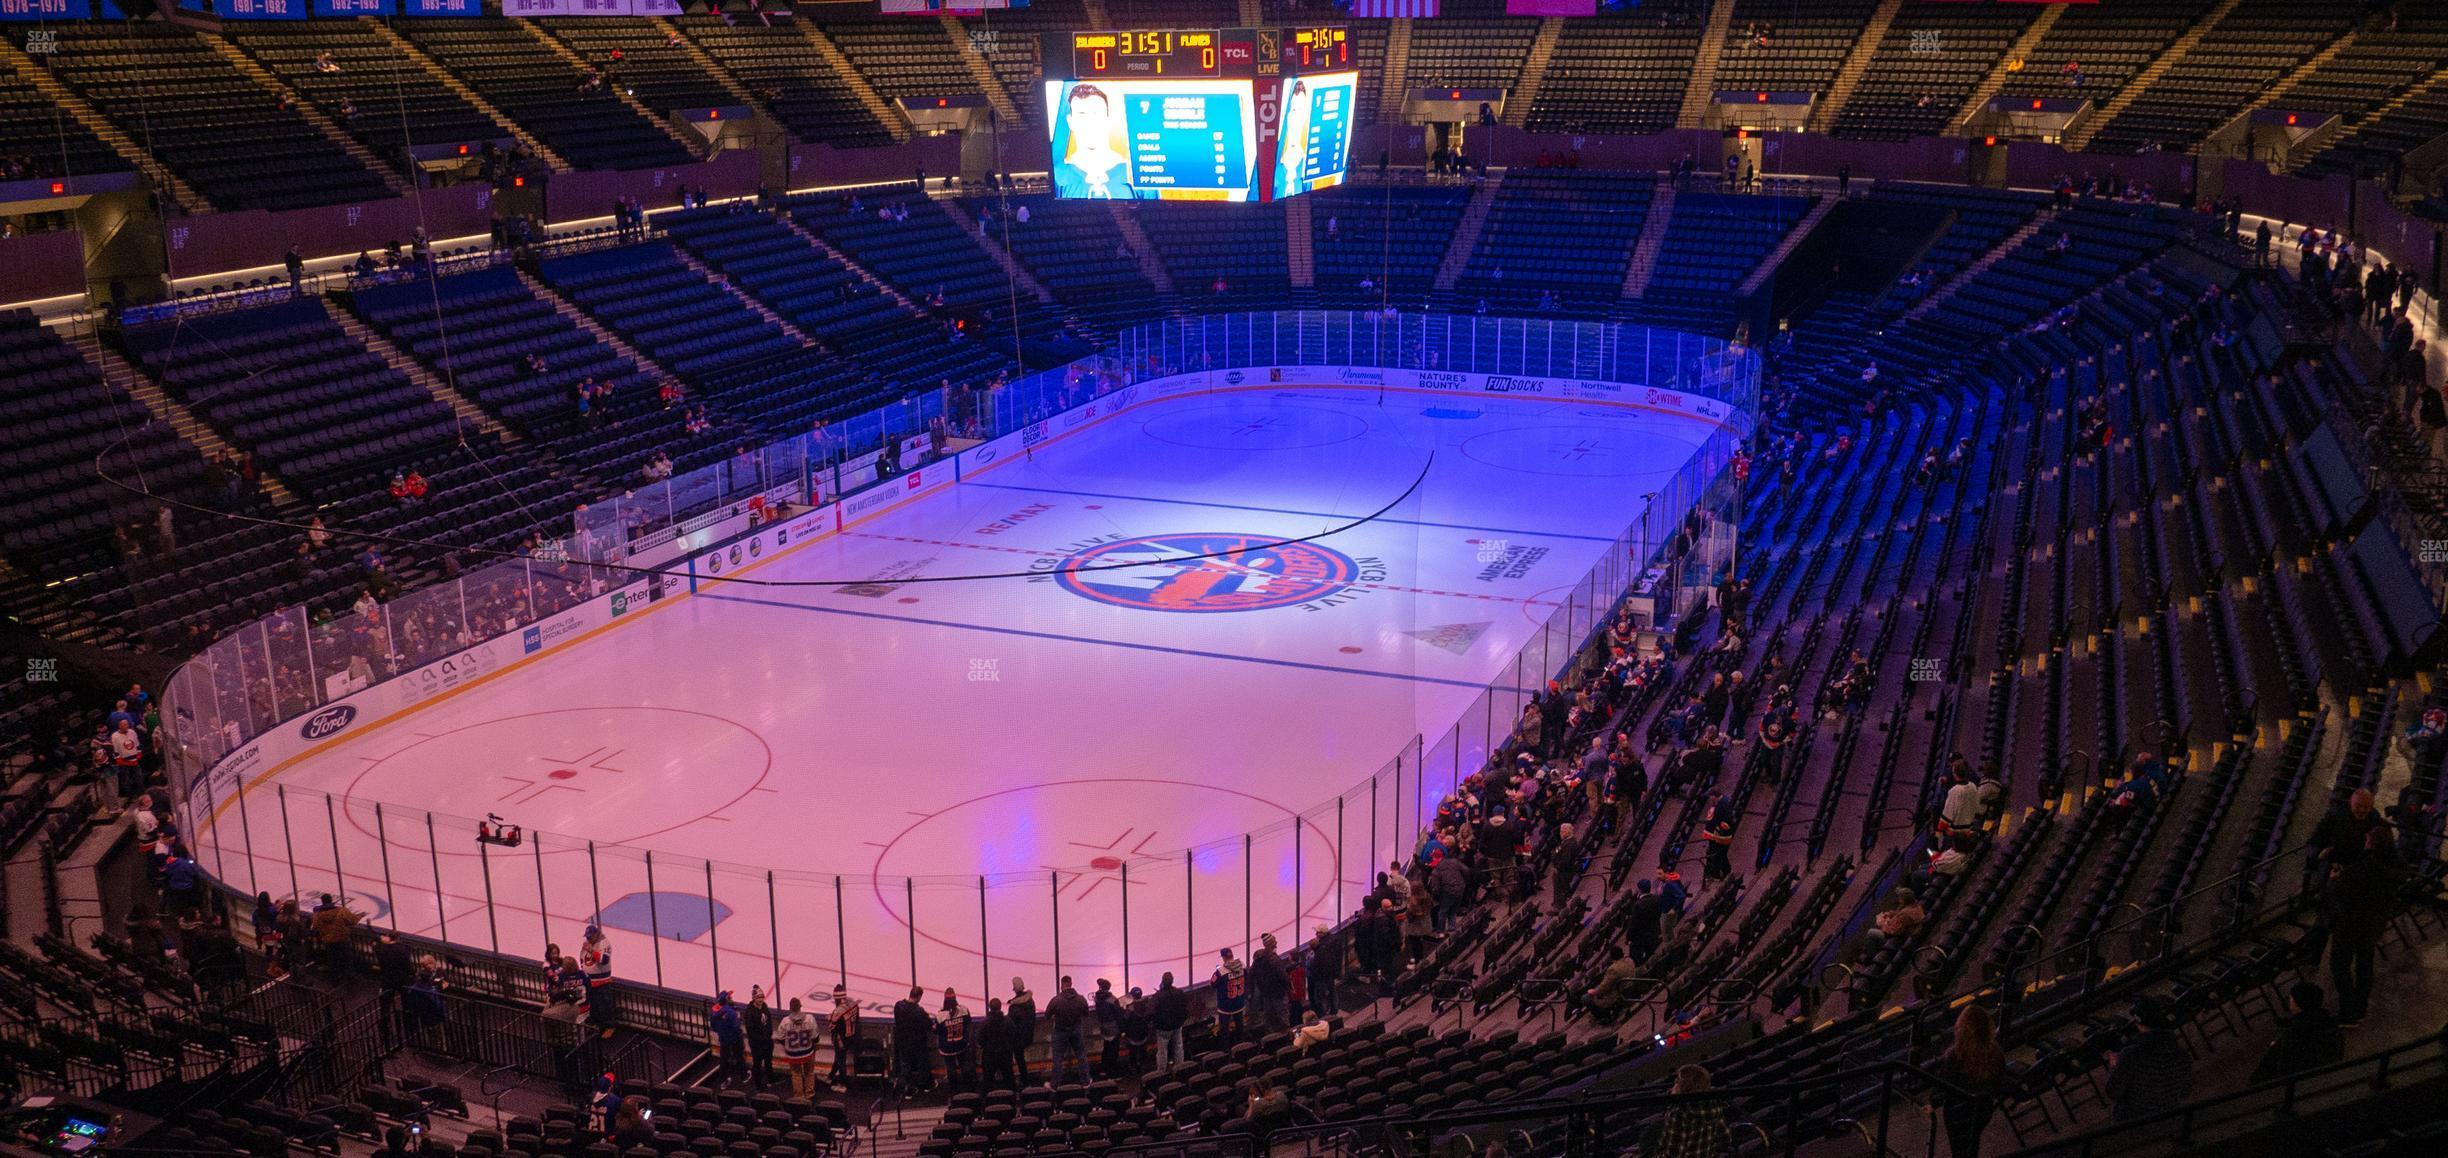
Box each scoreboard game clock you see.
[1287,27,1350,72]
[1069,29,1220,78]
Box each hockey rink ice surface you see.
[202,384,1719,1005]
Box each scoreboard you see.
[1068,30,1221,78]
[1044,27,1353,203]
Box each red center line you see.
[839,530,1563,607]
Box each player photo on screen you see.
[1272,72,1357,198]
[1048,81,1134,199]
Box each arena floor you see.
[196,383,1719,1005]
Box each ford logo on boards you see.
[300,704,358,741]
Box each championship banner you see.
[0,0,94,19]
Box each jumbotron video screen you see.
[1044,27,1352,202]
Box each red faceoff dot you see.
[1089,856,1122,871]
[548,768,578,780]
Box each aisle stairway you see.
[1677,0,1737,129]
[1899,215,2049,323]
[1808,0,1906,133]
[940,14,1021,126]
[800,21,910,142]
[319,296,517,443]
[1619,178,1675,301]
[665,242,832,356]
[647,16,766,112]
[519,19,708,160]
[2198,28,2362,156]
[201,32,412,196]
[1430,175,1503,294]
[1103,203,1177,300]
[1500,19,1565,129]
[954,210,1059,307]
[360,16,570,171]
[0,38,208,214]
[2063,0,2244,151]
[510,266,684,388]
[1947,4,2070,134]
[64,325,299,506]
[1285,194,1315,290]
[1378,19,1413,126]
[1735,194,1836,297]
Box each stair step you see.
[1431,174,1505,293]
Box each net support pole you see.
[1121,862,1132,995]
[277,785,301,905]
[706,861,721,997]
[427,813,447,942]
[1337,795,1347,924]
[535,836,549,945]
[979,877,991,1004]
[906,878,918,989]
[836,876,848,985]
[237,779,258,895]
[1050,869,1061,983]
[375,804,398,930]
[1243,833,1253,965]
[646,851,664,987]
[478,829,499,954]
[769,871,782,1001]
[589,842,603,926]
[324,793,346,905]
[1185,850,1195,979]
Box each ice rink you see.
[196,383,1719,1006]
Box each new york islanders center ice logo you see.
[1056,533,1359,613]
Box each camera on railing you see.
[476,814,523,848]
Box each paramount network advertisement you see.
[1044,79,1258,201]
[1271,72,1358,198]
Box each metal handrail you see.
[1269,1057,1984,1156]
[2011,1025,2448,1156]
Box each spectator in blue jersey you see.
[708,991,745,1086]
[1212,948,1249,1041]
[935,988,975,1089]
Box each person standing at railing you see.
[935,988,976,1090]
[1212,948,1249,1043]
[1005,976,1037,1084]
[980,997,1019,1091]
[891,987,933,1093]
[744,987,776,1090]
[828,984,862,1091]
[779,997,821,1098]
[1046,976,1090,1085]
[1150,972,1189,1070]
[708,990,746,1087]
[579,925,612,1001]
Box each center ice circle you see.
[1055,533,1359,613]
